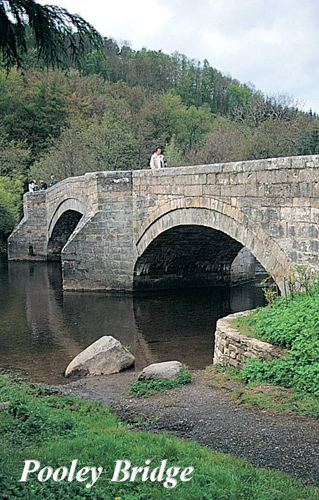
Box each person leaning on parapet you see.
[149,147,166,170]
[40,178,47,190]
[49,174,58,187]
[28,180,37,192]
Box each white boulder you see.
[138,361,183,381]
[65,336,134,377]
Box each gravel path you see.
[59,370,319,486]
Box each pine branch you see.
[0,0,103,69]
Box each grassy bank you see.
[206,365,319,418]
[0,376,318,499]
[232,283,319,397]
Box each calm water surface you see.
[0,258,266,384]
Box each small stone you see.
[138,361,183,381]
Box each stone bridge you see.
[8,155,319,292]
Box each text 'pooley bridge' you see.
[8,155,319,292]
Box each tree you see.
[227,84,252,119]
[31,118,96,180]
[242,117,302,160]
[141,93,182,147]
[298,117,319,155]
[31,99,138,180]
[165,136,183,167]
[0,0,102,69]
[88,100,138,171]
[174,103,214,152]
[0,176,23,239]
[0,67,111,164]
[185,117,245,165]
[0,67,68,160]
[0,134,30,176]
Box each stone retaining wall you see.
[213,310,283,368]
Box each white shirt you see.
[150,152,164,170]
[156,154,163,169]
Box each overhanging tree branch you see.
[0,0,103,68]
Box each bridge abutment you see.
[8,192,48,260]
[62,172,137,291]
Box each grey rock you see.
[65,336,134,377]
[138,361,183,381]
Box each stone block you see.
[203,184,221,196]
[206,173,216,184]
[312,182,319,197]
[184,185,203,196]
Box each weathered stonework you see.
[8,191,48,260]
[213,310,283,368]
[230,247,256,284]
[8,155,319,291]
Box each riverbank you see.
[1,374,318,500]
[58,369,319,487]
[231,282,319,396]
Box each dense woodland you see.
[1,34,319,242]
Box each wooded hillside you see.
[1,35,319,240]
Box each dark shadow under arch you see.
[47,210,83,261]
[134,224,261,291]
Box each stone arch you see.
[48,198,87,239]
[135,199,291,291]
[47,198,87,261]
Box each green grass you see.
[206,365,319,418]
[231,283,319,396]
[1,376,318,499]
[129,368,191,397]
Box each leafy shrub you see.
[129,367,191,397]
[234,283,319,396]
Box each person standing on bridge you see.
[28,180,37,192]
[40,178,47,190]
[149,147,166,170]
[50,174,58,187]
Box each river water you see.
[0,257,266,384]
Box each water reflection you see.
[0,258,266,384]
